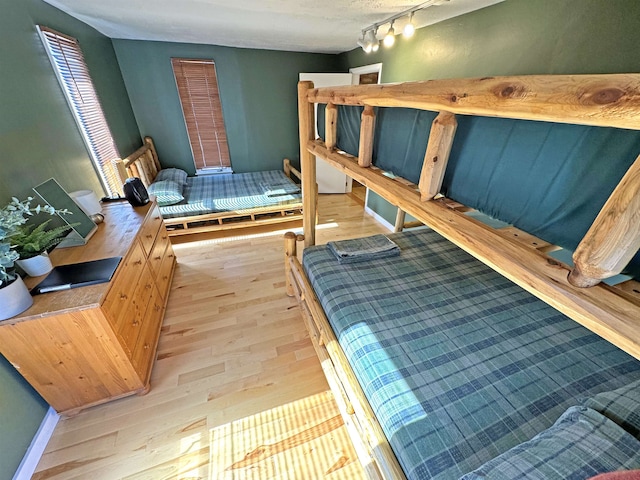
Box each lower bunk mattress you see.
[159,170,301,219]
[302,228,640,479]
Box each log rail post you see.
[298,81,317,247]
[418,111,458,201]
[358,105,376,167]
[569,152,640,287]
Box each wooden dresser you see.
[0,200,175,415]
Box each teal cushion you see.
[156,167,188,186]
[460,406,640,480]
[148,180,184,206]
[584,380,640,440]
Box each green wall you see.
[0,0,140,476]
[338,0,640,225]
[113,40,340,174]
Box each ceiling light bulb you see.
[403,13,415,37]
[364,29,379,53]
[357,34,371,53]
[383,23,395,47]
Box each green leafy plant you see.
[12,219,78,260]
[0,197,68,286]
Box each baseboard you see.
[13,407,59,480]
[364,205,394,232]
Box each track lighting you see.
[357,0,449,52]
[403,12,415,37]
[383,21,395,47]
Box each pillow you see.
[584,380,640,440]
[460,406,640,480]
[155,167,188,186]
[148,180,184,206]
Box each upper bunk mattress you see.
[159,170,301,219]
[302,228,640,480]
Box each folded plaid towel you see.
[260,181,301,197]
[327,235,401,264]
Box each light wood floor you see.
[33,190,388,480]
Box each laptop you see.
[31,257,122,295]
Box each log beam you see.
[304,74,640,130]
[419,111,458,201]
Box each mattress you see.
[159,170,301,219]
[302,228,640,480]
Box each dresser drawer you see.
[157,243,175,301]
[139,205,163,257]
[117,264,154,354]
[148,231,169,278]
[103,241,146,328]
[132,284,164,381]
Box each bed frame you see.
[114,136,303,236]
[284,74,640,479]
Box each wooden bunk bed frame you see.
[284,74,640,480]
[114,136,303,236]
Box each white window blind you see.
[171,58,232,173]
[38,26,121,196]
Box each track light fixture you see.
[357,0,449,53]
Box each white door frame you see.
[349,63,383,84]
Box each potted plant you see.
[13,219,76,276]
[0,197,67,320]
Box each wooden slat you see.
[306,74,640,130]
[307,139,640,361]
[569,152,640,287]
[325,103,338,150]
[299,81,317,248]
[418,111,457,201]
[358,106,376,167]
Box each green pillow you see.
[148,180,184,206]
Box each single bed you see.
[114,136,304,235]
[285,74,640,479]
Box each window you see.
[38,26,121,196]
[171,58,232,173]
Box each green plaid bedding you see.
[159,170,301,219]
[302,228,640,480]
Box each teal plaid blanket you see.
[303,228,640,480]
[159,170,301,219]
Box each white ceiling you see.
[43,0,505,54]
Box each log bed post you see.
[418,111,458,201]
[325,103,338,150]
[284,232,303,297]
[569,152,640,287]
[299,81,317,247]
[359,105,376,168]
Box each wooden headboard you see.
[298,74,640,360]
[113,136,162,188]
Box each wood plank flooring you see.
[33,189,388,480]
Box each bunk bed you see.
[114,137,303,236]
[284,75,640,479]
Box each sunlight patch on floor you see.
[209,391,358,479]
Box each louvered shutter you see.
[171,59,232,172]
[38,26,121,196]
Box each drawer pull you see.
[146,234,153,239]
[132,320,139,326]
[168,254,174,259]
[154,256,161,260]
[144,344,150,350]
[145,284,152,289]
[154,216,161,220]
[154,304,161,312]
[120,293,128,300]
[134,260,143,266]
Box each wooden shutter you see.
[171,58,231,172]
[38,26,121,196]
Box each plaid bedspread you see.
[302,228,640,480]
[159,170,301,219]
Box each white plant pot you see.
[0,276,33,321]
[16,252,53,277]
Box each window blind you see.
[38,26,121,196]
[171,58,231,172]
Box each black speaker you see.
[123,177,149,207]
